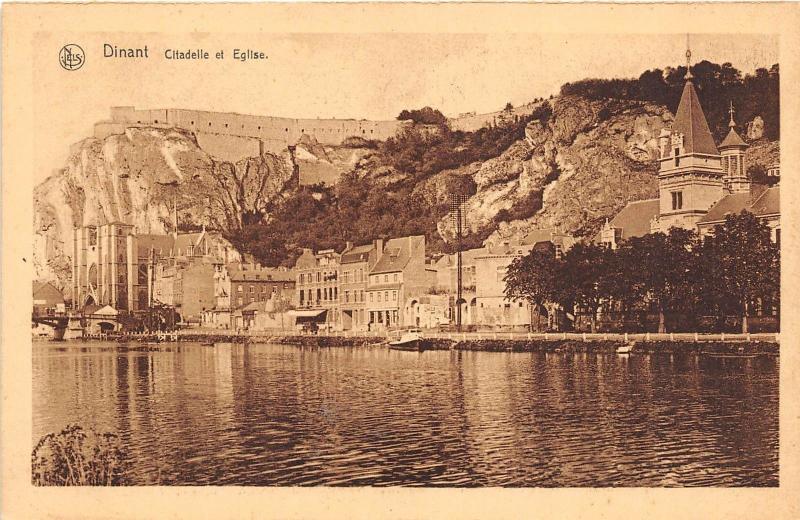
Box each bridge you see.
[32,311,119,340]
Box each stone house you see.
[338,240,381,331]
[294,248,341,329]
[365,235,435,330]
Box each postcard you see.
[3,2,800,519]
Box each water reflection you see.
[32,342,778,487]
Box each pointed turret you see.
[719,102,750,194]
[653,43,725,234]
[672,77,719,156]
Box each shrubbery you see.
[32,424,130,486]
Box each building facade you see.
[338,240,381,331]
[365,235,435,330]
[294,249,341,328]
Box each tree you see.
[620,228,698,333]
[557,243,610,332]
[396,107,448,126]
[504,242,560,331]
[698,211,779,333]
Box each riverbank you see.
[59,332,780,356]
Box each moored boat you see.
[616,342,635,354]
[388,329,426,352]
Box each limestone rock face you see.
[747,116,765,141]
[33,127,296,288]
[435,96,673,244]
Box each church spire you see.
[684,40,693,81]
[719,101,747,149]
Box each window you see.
[237,286,243,293]
[250,286,254,293]
[393,273,398,282]
[392,291,397,301]
[775,228,781,246]
[384,274,389,283]
[671,191,683,211]
[345,291,350,303]
[370,292,374,302]
[262,286,267,292]
[316,272,321,283]
[385,291,389,302]
[674,148,680,167]
[377,292,382,302]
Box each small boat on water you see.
[700,351,760,359]
[388,329,426,352]
[616,343,635,354]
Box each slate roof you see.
[136,234,175,258]
[718,127,748,149]
[698,193,752,224]
[371,236,424,274]
[750,186,780,216]
[605,199,660,241]
[699,186,780,224]
[341,243,374,264]
[228,266,295,282]
[478,243,534,258]
[32,281,64,305]
[672,80,719,156]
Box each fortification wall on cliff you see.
[448,102,540,132]
[98,106,405,146]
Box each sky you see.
[34,33,778,182]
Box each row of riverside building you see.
[63,219,578,332]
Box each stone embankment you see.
[76,332,780,357]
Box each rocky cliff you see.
[33,127,299,286]
[422,96,672,244]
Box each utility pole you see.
[450,194,468,332]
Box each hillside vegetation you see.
[228,61,779,267]
[561,61,779,142]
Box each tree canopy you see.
[504,212,780,333]
[561,61,779,142]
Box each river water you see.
[32,341,778,486]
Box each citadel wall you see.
[98,106,404,147]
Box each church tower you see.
[718,101,750,194]
[652,48,725,234]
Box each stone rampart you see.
[96,106,405,148]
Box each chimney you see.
[375,238,384,261]
[345,241,353,252]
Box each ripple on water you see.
[32,342,778,486]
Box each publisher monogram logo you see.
[59,44,85,71]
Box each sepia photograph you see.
[3,2,800,519]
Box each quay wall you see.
[92,331,780,356]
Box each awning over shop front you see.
[288,309,327,318]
